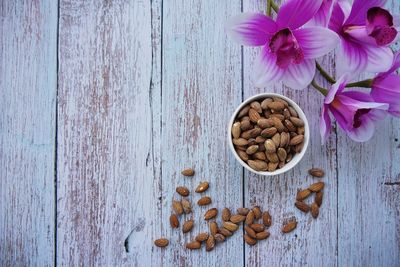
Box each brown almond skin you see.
[154,238,169,247]
[248,160,268,172]
[296,189,312,201]
[182,219,194,233]
[261,98,273,110]
[267,101,285,111]
[256,231,270,240]
[186,241,201,250]
[172,200,184,215]
[206,235,215,252]
[295,201,310,213]
[262,211,272,227]
[209,221,219,236]
[289,134,304,145]
[244,225,257,239]
[308,168,325,177]
[315,191,323,207]
[197,196,212,206]
[311,203,319,218]
[253,151,267,161]
[176,186,190,197]
[282,220,297,233]
[261,127,278,138]
[230,214,246,224]
[250,223,265,233]
[231,122,241,139]
[245,210,255,225]
[233,138,249,146]
[253,206,262,220]
[250,101,262,113]
[258,118,274,129]
[219,228,233,237]
[236,149,249,161]
[237,105,250,118]
[181,199,192,214]
[246,145,259,155]
[249,108,261,123]
[222,208,231,221]
[204,208,218,220]
[170,214,179,228]
[290,116,304,127]
[181,168,195,176]
[223,221,239,232]
[214,233,226,242]
[309,182,325,192]
[195,181,209,193]
[237,208,250,216]
[195,232,209,242]
[240,120,251,131]
[244,234,257,246]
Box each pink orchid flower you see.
[320,75,389,143]
[371,51,400,117]
[329,0,398,75]
[307,0,335,27]
[226,0,339,90]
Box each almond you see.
[270,113,285,121]
[295,201,310,213]
[231,122,241,139]
[250,101,262,113]
[290,116,304,127]
[261,98,273,109]
[308,168,325,178]
[241,129,254,139]
[267,101,285,111]
[204,208,218,220]
[230,214,246,224]
[206,235,215,252]
[277,148,287,162]
[246,145,259,155]
[219,228,233,237]
[249,108,261,123]
[154,238,169,247]
[280,132,290,147]
[244,225,257,239]
[297,126,305,135]
[237,105,250,118]
[261,127,277,138]
[268,162,278,172]
[283,108,291,119]
[294,142,304,153]
[253,206,262,220]
[195,181,209,193]
[237,207,250,216]
[249,128,262,138]
[284,119,297,132]
[309,182,325,192]
[240,120,251,131]
[197,196,212,206]
[253,151,267,161]
[236,149,249,161]
[257,118,274,129]
[170,214,179,228]
[172,200,184,215]
[262,211,272,227]
[186,241,201,250]
[214,233,225,242]
[296,189,311,201]
[256,231,270,240]
[282,220,297,233]
[245,210,255,225]
[266,152,279,163]
[250,223,265,233]
[209,221,219,235]
[289,134,304,145]
[315,191,323,207]
[222,208,231,221]
[195,232,209,242]
[223,221,239,232]
[255,136,266,143]
[181,168,195,176]
[272,133,281,147]
[176,186,190,197]
[288,106,298,117]
[273,97,289,107]
[244,234,257,246]
[233,138,249,146]
[264,139,276,153]
[272,117,285,132]
[311,203,319,218]
[248,160,268,172]
[182,219,194,233]
[181,199,192,214]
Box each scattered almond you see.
[204,208,218,220]
[237,208,250,216]
[176,186,190,197]
[250,223,265,233]
[170,214,179,228]
[262,211,272,227]
[195,232,209,242]
[219,228,233,237]
[308,168,325,177]
[222,208,231,221]
[315,191,323,207]
[309,182,325,192]
[172,200,184,215]
[282,220,297,233]
[195,181,209,193]
[181,199,192,214]
[311,203,319,218]
[253,206,262,220]
[197,196,212,206]
[245,210,255,225]
[154,238,169,247]
[244,225,257,239]
[181,168,195,176]
[182,219,194,233]
[295,201,310,213]
[209,221,219,236]
[296,189,311,201]
[214,233,225,242]
[244,234,257,246]
[206,235,215,252]
[223,221,239,232]
[256,231,270,240]
[230,214,246,224]
[186,241,201,250]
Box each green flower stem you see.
[345,79,373,88]
[270,0,280,12]
[267,0,272,16]
[311,79,328,96]
[316,62,336,84]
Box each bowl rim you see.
[227,92,310,176]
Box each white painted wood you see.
[0,1,57,266]
[242,1,338,266]
[160,0,244,266]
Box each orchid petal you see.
[372,74,400,117]
[329,0,351,33]
[346,0,387,25]
[320,104,332,143]
[379,50,400,76]
[338,93,389,110]
[307,0,335,27]
[281,59,316,90]
[294,27,339,59]
[336,39,368,76]
[276,0,322,29]
[253,47,285,87]
[364,45,393,73]
[346,117,376,142]
[226,13,277,46]
[345,26,378,46]
[325,75,348,104]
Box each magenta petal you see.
[325,75,348,104]
[346,0,387,25]
[329,1,351,33]
[372,74,400,117]
[336,39,368,76]
[226,13,277,46]
[276,0,322,29]
[320,104,332,143]
[364,46,393,73]
[281,59,315,90]
[346,118,376,142]
[252,46,284,87]
[379,50,400,77]
[339,93,389,110]
[307,0,335,27]
[345,26,378,46]
[293,27,339,59]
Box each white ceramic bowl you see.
[228,93,310,176]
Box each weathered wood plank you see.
[160,0,243,265]
[242,1,338,266]
[0,1,57,266]
[57,0,158,265]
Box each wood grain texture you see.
[0,1,57,266]
[160,0,244,265]
[57,0,157,265]
[242,1,338,266]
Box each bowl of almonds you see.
[228,93,309,175]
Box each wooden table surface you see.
[1,0,399,266]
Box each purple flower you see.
[320,75,388,142]
[307,0,335,27]
[226,0,339,90]
[329,0,397,75]
[371,51,400,117]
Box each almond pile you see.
[231,97,306,172]
[154,167,326,249]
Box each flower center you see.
[353,109,371,128]
[269,28,304,68]
[366,7,397,46]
